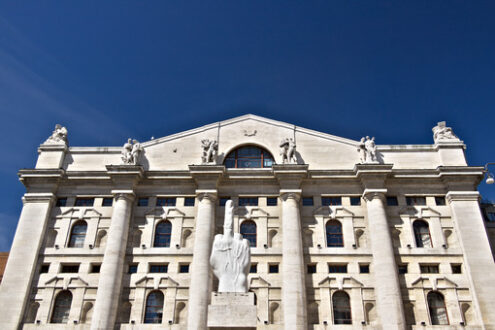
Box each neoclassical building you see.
[0,114,494,330]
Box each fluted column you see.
[363,189,405,330]
[187,191,217,330]
[91,191,135,330]
[281,190,307,330]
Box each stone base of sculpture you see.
[207,292,257,329]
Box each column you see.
[187,191,217,330]
[447,191,495,327]
[363,189,406,330]
[0,192,55,329]
[280,191,308,330]
[91,191,135,330]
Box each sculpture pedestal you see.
[207,292,257,329]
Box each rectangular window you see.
[406,196,426,206]
[435,196,446,206]
[219,197,230,207]
[420,264,439,274]
[60,264,80,273]
[451,264,462,274]
[128,264,138,274]
[328,264,347,273]
[398,264,408,274]
[150,264,168,273]
[75,198,94,207]
[137,198,148,207]
[184,197,195,207]
[179,264,190,273]
[359,264,370,273]
[102,197,113,207]
[250,264,257,273]
[90,264,101,273]
[321,197,342,206]
[307,264,317,274]
[156,197,176,207]
[485,212,495,222]
[40,264,50,274]
[268,264,279,273]
[266,197,278,206]
[56,198,67,207]
[386,196,399,206]
[302,197,314,206]
[350,196,361,206]
[239,197,258,206]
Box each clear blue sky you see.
[0,1,494,251]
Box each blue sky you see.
[0,1,494,251]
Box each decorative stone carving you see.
[243,129,257,137]
[121,139,142,165]
[43,124,68,145]
[201,139,218,164]
[432,121,459,142]
[280,138,297,164]
[210,200,251,293]
[358,136,378,164]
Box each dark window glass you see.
[406,196,426,206]
[359,264,370,273]
[328,264,347,273]
[128,264,138,274]
[398,264,408,274]
[51,291,72,323]
[102,197,113,207]
[326,220,344,247]
[90,264,101,273]
[420,265,439,274]
[61,265,80,273]
[485,212,495,222]
[156,197,176,207]
[322,197,342,206]
[269,264,279,273]
[240,221,257,247]
[333,291,352,324]
[179,264,189,273]
[154,221,172,247]
[307,264,317,274]
[224,146,274,168]
[302,197,314,206]
[68,221,87,248]
[386,196,399,206]
[184,197,195,207]
[266,197,278,206]
[435,196,446,206]
[250,264,257,273]
[413,220,432,248]
[451,264,462,274]
[144,291,164,324]
[350,197,361,206]
[40,264,50,274]
[137,198,149,207]
[150,264,168,273]
[239,197,258,206]
[75,198,94,207]
[56,198,67,207]
[219,197,230,206]
[427,292,449,325]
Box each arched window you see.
[154,221,172,247]
[224,145,274,168]
[144,291,164,324]
[240,221,257,247]
[51,291,72,324]
[326,220,344,247]
[333,291,352,324]
[413,220,432,248]
[427,291,448,325]
[68,221,87,248]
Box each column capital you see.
[446,191,480,203]
[280,189,302,202]
[362,189,387,202]
[111,190,136,202]
[195,189,218,202]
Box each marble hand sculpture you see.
[210,200,251,293]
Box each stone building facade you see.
[0,114,494,330]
